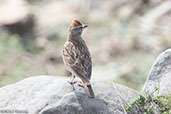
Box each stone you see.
[0,76,138,114]
[142,49,171,96]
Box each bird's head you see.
[69,19,88,36]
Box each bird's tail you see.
[84,83,95,98]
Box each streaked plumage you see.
[62,19,95,98]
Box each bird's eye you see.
[72,26,82,30]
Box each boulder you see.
[0,76,138,114]
[142,49,171,96]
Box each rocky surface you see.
[1,49,171,114]
[126,49,171,114]
[142,49,171,96]
[0,76,138,114]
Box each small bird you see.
[62,19,95,98]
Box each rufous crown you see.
[71,19,82,27]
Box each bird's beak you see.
[82,25,88,29]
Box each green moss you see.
[125,93,171,114]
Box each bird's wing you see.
[62,41,92,80]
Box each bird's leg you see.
[70,75,77,84]
[68,75,76,90]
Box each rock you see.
[0,76,138,114]
[142,49,171,96]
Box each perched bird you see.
[62,19,95,98]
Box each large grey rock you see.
[142,49,171,96]
[0,76,138,114]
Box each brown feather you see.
[62,19,95,98]
[71,19,82,27]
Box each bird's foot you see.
[68,80,77,85]
[68,80,77,91]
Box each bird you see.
[62,19,95,98]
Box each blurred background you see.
[0,0,171,91]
